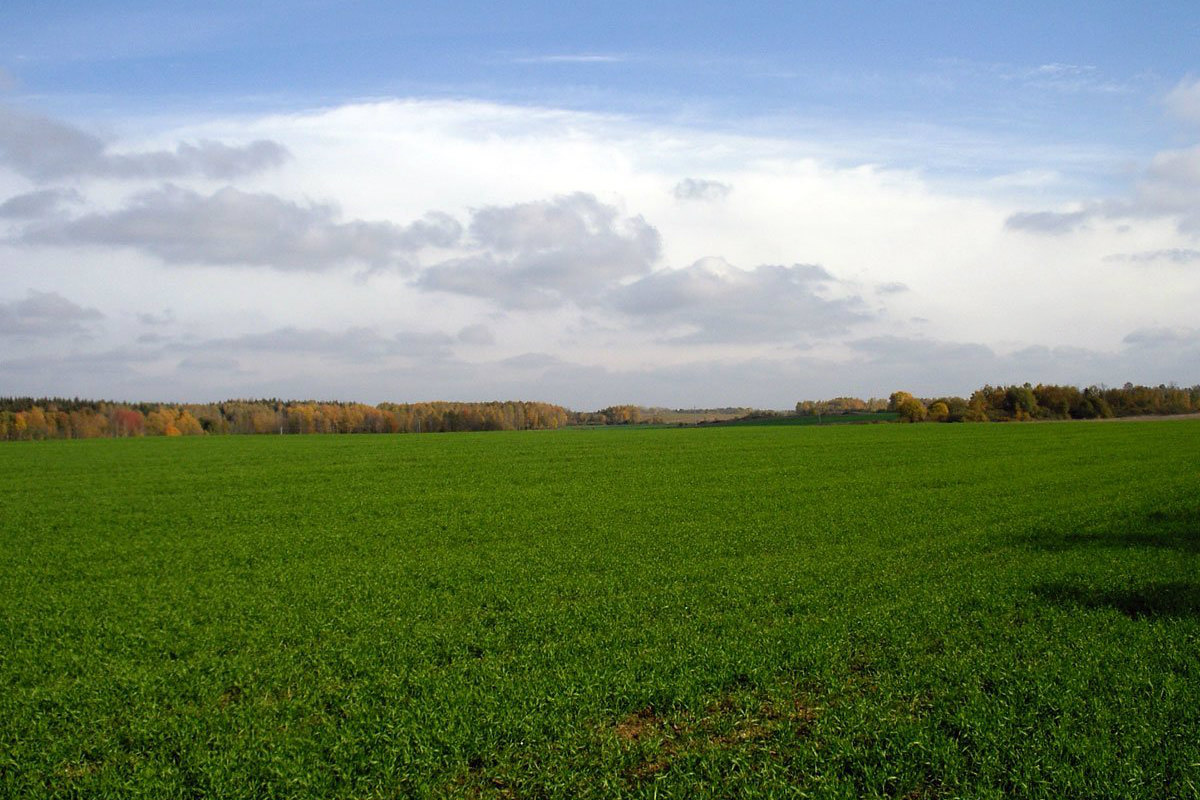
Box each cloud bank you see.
[609,259,867,343]
[2,95,1198,407]
[21,185,462,270]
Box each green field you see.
[716,412,900,426]
[2,422,1199,798]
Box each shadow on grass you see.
[1031,581,1200,619]
[1020,506,1200,554]
[1020,506,1200,618]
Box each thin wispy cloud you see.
[510,54,629,64]
[1104,249,1200,266]
[1165,76,1200,127]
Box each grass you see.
[1,421,1198,798]
[716,411,900,426]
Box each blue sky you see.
[1,2,1198,406]
[6,2,1190,138]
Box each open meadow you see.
[2,421,1199,798]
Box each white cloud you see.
[1005,143,1200,234]
[1005,79,1200,237]
[511,54,627,64]
[1165,77,1200,127]
[1022,62,1127,93]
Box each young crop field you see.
[716,411,901,427]
[2,421,1198,798]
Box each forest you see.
[0,398,570,440]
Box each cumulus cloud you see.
[0,105,289,180]
[0,290,103,337]
[607,258,869,343]
[0,188,81,218]
[672,178,732,202]
[418,193,660,309]
[21,185,462,270]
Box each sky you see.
[1,1,1198,409]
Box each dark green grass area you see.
[2,422,1199,798]
[718,411,900,426]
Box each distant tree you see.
[175,410,205,436]
[899,398,927,423]
[888,391,916,412]
[144,409,174,436]
[1004,385,1038,421]
[887,392,928,422]
[110,408,145,437]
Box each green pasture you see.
[1,421,1198,798]
[716,411,900,426]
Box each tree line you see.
[3,383,1196,440]
[0,398,571,441]
[879,383,1199,422]
[795,396,890,416]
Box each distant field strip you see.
[2,422,1198,798]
